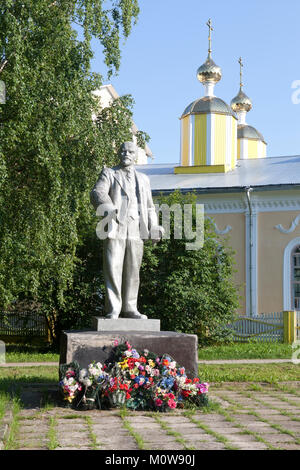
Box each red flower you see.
[193,378,200,383]
[185,379,192,384]
[126,392,131,400]
[182,390,191,398]
[167,399,177,409]
[127,358,136,369]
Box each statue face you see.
[120,142,136,167]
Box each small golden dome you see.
[231,88,252,113]
[197,55,222,84]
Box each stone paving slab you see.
[2,382,300,450]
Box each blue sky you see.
[89,0,300,164]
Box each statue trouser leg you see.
[121,238,144,314]
[103,238,126,318]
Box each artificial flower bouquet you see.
[59,341,209,411]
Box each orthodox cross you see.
[239,57,244,89]
[207,19,213,57]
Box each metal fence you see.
[227,312,284,343]
[0,311,48,337]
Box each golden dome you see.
[197,55,222,84]
[231,87,252,113]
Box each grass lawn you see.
[0,366,58,386]
[199,363,300,383]
[4,344,59,363]
[198,342,293,360]
[2,340,293,364]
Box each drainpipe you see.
[245,187,253,317]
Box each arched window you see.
[291,246,300,310]
[283,237,300,311]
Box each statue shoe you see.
[106,313,119,319]
[122,311,148,320]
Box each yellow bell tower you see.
[175,20,237,175]
[231,57,267,160]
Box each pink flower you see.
[167,399,177,409]
[155,398,163,407]
[197,383,209,394]
[113,339,119,347]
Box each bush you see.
[139,191,240,345]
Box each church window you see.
[292,246,300,310]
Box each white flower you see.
[175,376,186,386]
[79,369,92,387]
[82,378,92,387]
[88,366,98,377]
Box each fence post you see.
[283,311,297,344]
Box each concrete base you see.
[92,317,160,332]
[60,330,198,377]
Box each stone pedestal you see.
[92,317,160,332]
[60,330,198,377]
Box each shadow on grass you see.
[0,367,60,409]
[5,344,59,355]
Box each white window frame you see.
[283,237,300,310]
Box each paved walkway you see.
[1,382,300,450]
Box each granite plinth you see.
[92,317,160,332]
[60,330,198,377]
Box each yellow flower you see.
[148,360,155,368]
[64,396,74,403]
[118,359,129,370]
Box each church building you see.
[138,20,300,317]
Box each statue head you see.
[119,141,137,168]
